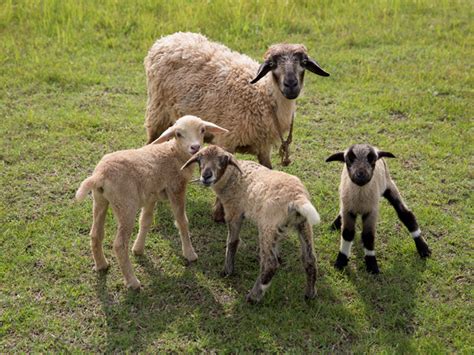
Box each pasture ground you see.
[1,0,472,352]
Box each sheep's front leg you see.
[112,206,141,289]
[90,191,109,271]
[222,213,244,276]
[257,149,273,169]
[383,185,431,258]
[246,229,279,304]
[212,198,226,223]
[132,201,156,256]
[296,221,317,300]
[168,190,198,262]
[334,211,356,270]
[362,212,380,274]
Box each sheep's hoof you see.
[304,289,317,301]
[220,269,234,277]
[365,256,380,274]
[415,238,432,258]
[334,252,348,270]
[127,279,141,291]
[184,250,198,263]
[132,247,145,256]
[245,292,261,304]
[93,262,109,272]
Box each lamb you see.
[144,32,330,169]
[326,144,431,274]
[75,115,228,289]
[181,145,321,303]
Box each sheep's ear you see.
[181,153,201,170]
[325,152,345,162]
[203,121,229,135]
[377,151,396,159]
[228,155,243,174]
[151,126,175,144]
[304,57,330,77]
[250,61,273,84]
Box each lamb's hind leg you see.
[296,221,317,300]
[90,191,109,271]
[112,205,141,290]
[361,211,379,274]
[222,213,244,276]
[132,201,156,256]
[383,182,431,258]
[246,228,279,304]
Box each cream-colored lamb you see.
[76,116,228,289]
[181,145,321,303]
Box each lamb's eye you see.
[176,132,182,138]
[200,127,205,134]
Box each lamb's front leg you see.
[132,201,156,256]
[221,213,244,276]
[383,184,431,258]
[334,211,356,270]
[361,211,379,274]
[168,189,198,262]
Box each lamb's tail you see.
[294,200,321,226]
[75,176,99,202]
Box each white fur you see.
[295,202,321,225]
[364,248,376,256]
[411,228,421,238]
[340,239,353,257]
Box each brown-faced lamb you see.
[181,145,321,303]
[144,32,330,169]
[326,144,431,274]
[75,116,228,289]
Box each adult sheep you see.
[144,32,330,169]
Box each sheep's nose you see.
[202,169,213,180]
[190,144,201,153]
[284,79,298,88]
[356,171,365,179]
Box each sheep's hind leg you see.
[331,213,342,230]
[334,211,356,270]
[132,201,156,256]
[90,191,109,271]
[221,213,244,276]
[383,184,431,258]
[296,221,317,300]
[246,229,279,304]
[361,212,379,274]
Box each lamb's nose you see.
[356,171,365,179]
[190,144,201,153]
[284,79,298,88]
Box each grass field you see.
[1,0,473,352]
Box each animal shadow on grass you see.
[348,244,428,352]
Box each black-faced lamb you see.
[181,145,321,303]
[75,116,228,289]
[144,32,330,169]
[326,144,431,274]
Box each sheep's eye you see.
[367,153,376,163]
[176,132,182,138]
[200,127,205,134]
[268,61,274,68]
[347,152,356,163]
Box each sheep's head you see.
[151,115,228,155]
[181,145,242,186]
[326,144,396,186]
[250,44,329,100]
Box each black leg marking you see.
[364,255,380,274]
[331,214,342,230]
[335,212,356,270]
[334,252,349,270]
[383,188,418,232]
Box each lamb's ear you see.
[377,151,396,159]
[203,121,229,135]
[181,153,201,170]
[250,60,273,84]
[325,152,345,162]
[304,57,330,77]
[228,155,243,174]
[151,126,175,144]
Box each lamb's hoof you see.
[304,289,317,301]
[365,255,380,274]
[127,279,141,291]
[184,250,198,263]
[220,269,233,278]
[93,262,109,272]
[132,247,144,256]
[415,238,431,258]
[331,215,342,231]
[245,292,261,304]
[334,252,348,270]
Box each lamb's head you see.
[250,44,330,99]
[326,144,396,186]
[151,116,228,155]
[181,145,242,187]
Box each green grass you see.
[1,0,473,352]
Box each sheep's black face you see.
[346,145,377,187]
